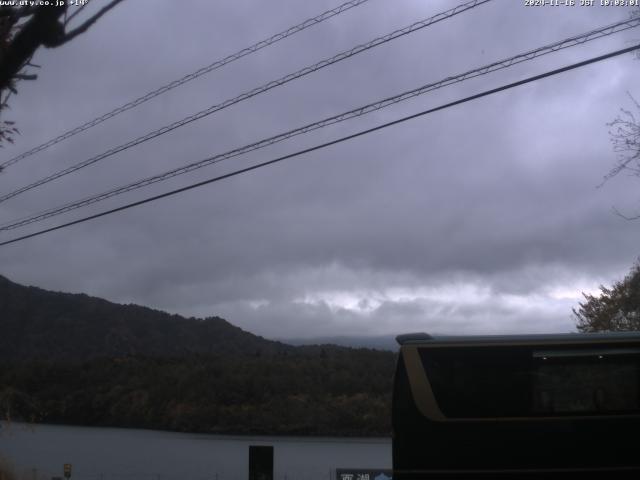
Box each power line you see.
[2,16,638,232]
[0,0,492,204]
[0,0,374,170]
[1,42,638,248]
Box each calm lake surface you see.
[0,423,391,480]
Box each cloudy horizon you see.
[1,0,639,340]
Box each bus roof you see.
[395,331,640,346]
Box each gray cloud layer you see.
[1,0,639,338]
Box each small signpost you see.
[248,446,273,480]
[63,464,72,479]
[336,469,392,480]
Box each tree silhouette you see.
[603,8,640,217]
[0,1,125,149]
[574,263,640,332]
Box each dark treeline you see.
[0,275,396,436]
[0,275,291,361]
[0,350,395,436]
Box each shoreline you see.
[0,421,391,443]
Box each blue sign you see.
[336,468,392,480]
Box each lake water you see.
[0,423,391,480]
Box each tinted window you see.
[533,350,640,414]
[420,346,640,418]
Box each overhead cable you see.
[2,16,638,232]
[1,42,638,247]
[0,0,492,203]
[0,0,374,170]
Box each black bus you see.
[392,332,640,479]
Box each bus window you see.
[532,349,640,414]
[392,332,640,479]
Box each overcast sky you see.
[1,0,639,339]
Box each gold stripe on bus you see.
[402,345,446,421]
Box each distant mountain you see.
[283,335,399,351]
[0,274,291,361]
[0,274,397,436]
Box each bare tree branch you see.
[52,0,124,46]
[604,93,640,182]
[0,1,125,147]
[64,3,89,27]
[612,205,640,221]
[15,6,39,19]
[0,6,66,92]
[13,73,37,81]
[0,6,38,23]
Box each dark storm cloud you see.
[1,0,639,338]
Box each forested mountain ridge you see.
[0,275,396,436]
[0,274,291,360]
